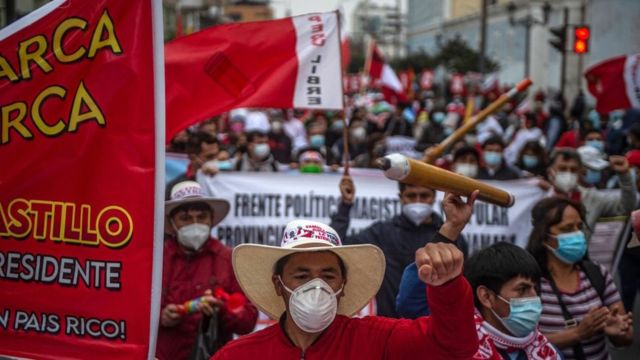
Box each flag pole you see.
[336,10,350,175]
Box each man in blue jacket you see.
[330,175,467,318]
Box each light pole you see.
[507,1,551,78]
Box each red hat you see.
[626,150,640,168]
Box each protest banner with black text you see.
[200,172,546,254]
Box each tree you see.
[435,36,499,73]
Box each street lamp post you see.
[507,1,551,78]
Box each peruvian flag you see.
[366,41,407,104]
[585,54,640,113]
[420,70,434,90]
[450,73,465,95]
[165,11,343,140]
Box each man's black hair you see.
[549,147,583,168]
[453,145,480,162]
[274,251,347,278]
[482,135,505,149]
[246,130,268,143]
[186,131,218,155]
[464,242,541,310]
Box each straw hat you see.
[165,181,230,226]
[233,220,385,319]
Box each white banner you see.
[292,12,343,109]
[199,171,547,254]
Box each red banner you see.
[0,0,162,358]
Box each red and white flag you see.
[165,11,343,140]
[450,73,465,95]
[366,41,407,104]
[420,70,434,90]
[585,54,640,113]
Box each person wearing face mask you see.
[166,131,225,200]
[515,141,548,178]
[451,145,481,179]
[545,148,636,239]
[577,146,609,189]
[268,118,293,164]
[526,197,633,359]
[396,242,563,359]
[235,131,279,172]
[328,176,468,318]
[158,181,258,360]
[329,119,370,167]
[478,136,521,180]
[212,194,481,359]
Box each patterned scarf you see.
[472,314,559,360]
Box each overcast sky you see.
[270,0,407,31]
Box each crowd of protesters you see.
[161,85,640,360]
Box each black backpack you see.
[547,260,605,360]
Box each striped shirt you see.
[539,263,621,360]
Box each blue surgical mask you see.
[432,112,445,123]
[584,169,601,185]
[483,151,502,167]
[310,134,325,148]
[547,231,587,264]
[216,160,233,171]
[493,295,543,337]
[586,140,604,153]
[522,155,539,169]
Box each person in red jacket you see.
[156,181,258,360]
[211,190,481,360]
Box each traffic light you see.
[549,25,566,53]
[573,25,590,54]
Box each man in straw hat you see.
[156,181,258,360]
[211,191,481,359]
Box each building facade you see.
[406,0,640,107]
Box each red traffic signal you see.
[573,26,590,54]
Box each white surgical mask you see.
[454,163,478,178]
[351,127,367,141]
[253,143,271,158]
[176,223,210,250]
[402,203,433,226]
[553,171,578,192]
[279,277,342,333]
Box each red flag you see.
[366,42,407,104]
[0,0,163,358]
[341,33,350,71]
[420,70,434,90]
[450,73,465,95]
[585,54,640,113]
[165,12,343,140]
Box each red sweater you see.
[156,238,258,360]
[211,276,478,360]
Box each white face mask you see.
[402,203,433,226]
[553,171,578,192]
[176,223,210,250]
[454,163,478,178]
[280,277,342,333]
[253,143,271,158]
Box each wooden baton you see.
[378,153,515,208]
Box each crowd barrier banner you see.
[200,171,547,254]
[0,0,164,358]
